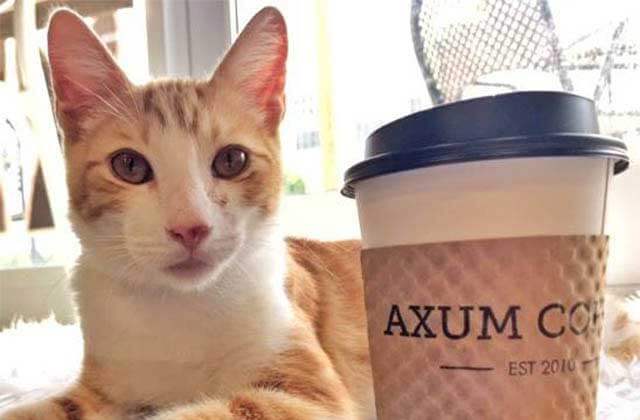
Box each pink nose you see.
[166,224,211,250]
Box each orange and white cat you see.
[3,7,374,420]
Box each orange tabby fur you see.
[11,240,374,420]
[2,6,374,420]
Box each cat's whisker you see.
[228,260,252,280]
[101,82,138,126]
[67,78,136,128]
[124,80,142,119]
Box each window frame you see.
[145,0,235,78]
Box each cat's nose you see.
[166,224,211,250]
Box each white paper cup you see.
[343,92,629,419]
[356,156,613,248]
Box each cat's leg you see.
[152,388,354,420]
[0,383,121,420]
[151,340,358,420]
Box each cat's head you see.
[47,8,287,291]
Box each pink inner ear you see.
[51,69,100,109]
[47,10,129,116]
[252,45,287,126]
[52,64,126,114]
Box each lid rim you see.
[342,133,629,198]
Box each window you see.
[296,131,320,150]
[236,0,429,195]
[1,117,24,222]
[234,0,429,239]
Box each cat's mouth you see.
[165,257,211,278]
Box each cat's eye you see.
[110,149,153,184]
[212,145,248,179]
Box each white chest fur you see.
[72,244,294,406]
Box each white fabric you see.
[0,315,638,418]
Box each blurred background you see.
[0,0,639,325]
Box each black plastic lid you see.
[342,91,629,198]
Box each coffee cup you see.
[343,91,629,419]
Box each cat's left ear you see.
[212,7,287,133]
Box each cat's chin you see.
[156,264,222,292]
[155,257,228,291]
[165,257,212,279]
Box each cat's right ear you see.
[47,9,131,128]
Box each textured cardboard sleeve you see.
[361,236,608,420]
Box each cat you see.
[2,7,375,420]
[604,292,640,364]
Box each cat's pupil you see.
[125,156,135,172]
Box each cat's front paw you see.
[0,400,65,420]
[1,399,119,420]
[149,402,232,420]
